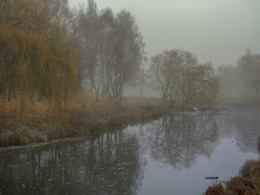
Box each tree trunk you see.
[8,90,11,102]
[31,91,35,105]
[95,92,99,103]
[38,92,42,102]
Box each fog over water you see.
[69,0,260,66]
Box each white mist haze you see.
[69,0,260,66]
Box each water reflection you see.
[147,114,218,169]
[217,104,260,153]
[0,106,259,195]
[234,111,260,153]
[0,131,145,195]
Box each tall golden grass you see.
[0,92,170,147]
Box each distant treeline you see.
[217,48,260,97]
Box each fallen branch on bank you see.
[188,102,231,115]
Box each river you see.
[0,103,259,195]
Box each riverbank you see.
[204,159,260,194]
[2,93,258,148]
[217,95,260,107]
[0,92,174,148]
[204,97,260,195]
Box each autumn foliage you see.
[0,0,77,114]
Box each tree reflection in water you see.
[0,131,145,195]
[1,107,259,195]
[148,113,218,168]
[229,111,259,153]
[216,104,260,153]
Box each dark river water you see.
[0,104,259,195]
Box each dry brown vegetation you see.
[204,184,226,195]
[240,160,260,179]
[217,95,260,105]
[0,92,171,147]
[204,160,260,195]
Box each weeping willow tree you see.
[0,0,77,114]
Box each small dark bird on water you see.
[205,176,219,180]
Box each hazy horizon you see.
[69,0,260,67]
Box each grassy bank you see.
[217,95,260,107]
[0,92,173,147]
[204,160,260,195]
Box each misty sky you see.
[69,0,260,66]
